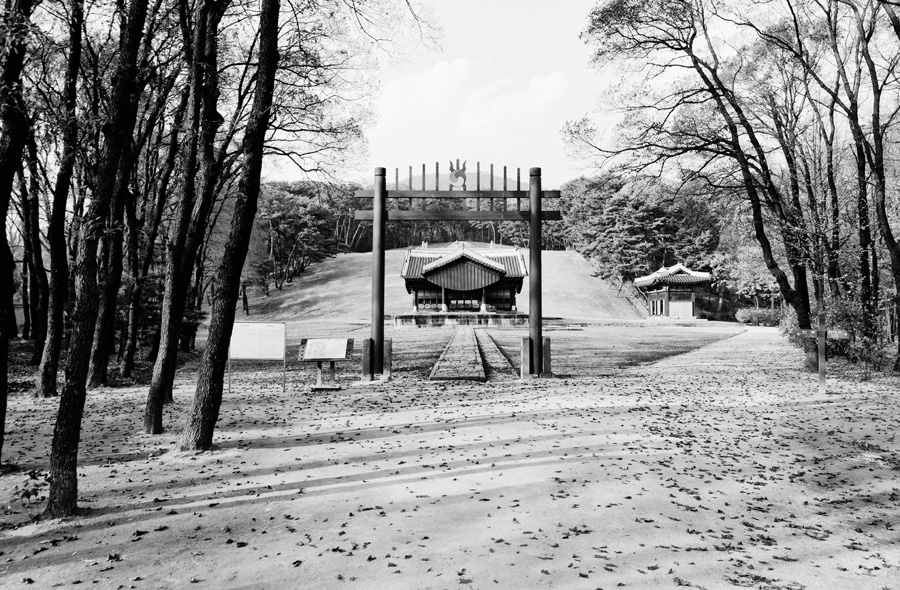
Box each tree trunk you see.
[0,0,38,463]
[22,134,49,363]
[44,0,150,518]
[0,333,7,464]
[36,27,78,393]
[43,216,103,516]
[146,318,161,363]
[145,0,228,433]
[20,259,31,340]
[179,0,280,450]
[87,180,128,387]
[121,186,141,378]
[122,85,190,377]
[85,0,169,387]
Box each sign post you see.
[799,313,849,395]
[302,338,354,390]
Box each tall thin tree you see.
[179,0,280,450]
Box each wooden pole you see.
[490,164,494,211]
[517,168,521,210]
[818,309,826,396]
[529,167,543,375]
[476,161,480,210]
[503,166,507,212]
[372,167,386,374]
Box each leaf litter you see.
[0,325,898,588]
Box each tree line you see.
[566,0,900,368]
[0,0,427,517]
[241,178,571,299]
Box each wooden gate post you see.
[529,167,543,375]
[816,311,826,395]
[372,167,386,374]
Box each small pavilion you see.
[400,241,527,313]
[634,263,711,318]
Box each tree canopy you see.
[561,174,720,282]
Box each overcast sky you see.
[355,0,612,189]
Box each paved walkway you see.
[429,327,486,381]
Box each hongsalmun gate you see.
[354,161,561,379]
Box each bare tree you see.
[35,0,85,398]
[574,0,818,358]
[179,0,281,450]
[0,0,40,463]
[44,0,152,518]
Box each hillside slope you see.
[518,249,642,319]
[244,249,642,321]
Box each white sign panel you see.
[303,339,351,361]
[229,322,286,360]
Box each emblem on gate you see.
[449,160,467,187]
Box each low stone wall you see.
[395,313,528,328]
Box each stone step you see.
[429,328,486,381]
[474,329,517,380]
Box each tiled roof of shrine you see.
[634,263,711,288]
[401,242,527,280]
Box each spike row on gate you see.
[389,162,534,213]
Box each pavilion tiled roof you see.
[401,242,527,280]
[422,245,506,274]
[634,263,711,288]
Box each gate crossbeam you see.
[354,210,562,221]
[354,190,561,200]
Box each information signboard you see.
[300,339,353,390]
[302,339,352,361]
[228,322,287,393]
[230,322,286,360]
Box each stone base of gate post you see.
[382,339,392,381]
[362,338,374,381]
[541,337,553,378]
[520,337,532,379]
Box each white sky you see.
[356,0,611,189]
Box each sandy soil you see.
[2,326,899,589]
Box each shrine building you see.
[634,263,711,318]
[400,242,528,313]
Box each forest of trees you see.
[560,174,721,282]
[0,0,429,517]
[564,0,900,370]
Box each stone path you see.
[428,327,486,381]
[474,328,517,380]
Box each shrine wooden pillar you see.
[529,167,543,375]
[371,167,386,374]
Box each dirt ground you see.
[2,325,900,589]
